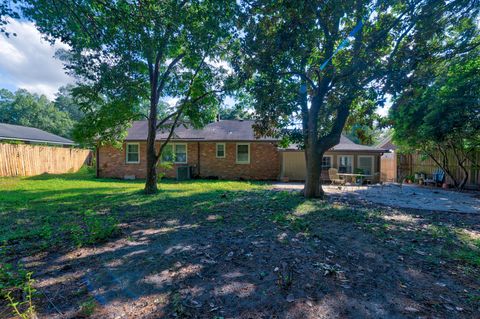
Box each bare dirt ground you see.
[5,187,480,319]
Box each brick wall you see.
[97,141,281,180]
[198,142,280,180]
[98,142,148,179]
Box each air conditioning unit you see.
[176,166,191,181]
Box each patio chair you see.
[364,172,383,196]
[328,168,345,185]
[424,168,445,187]
[364,172,380,185]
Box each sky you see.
[0,19,74,100]
[0,18,390,116]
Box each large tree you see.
[0,88,74,137]
[238,0,479,198]
[54,85,84,122]
[22,0,237,194]
[391,53,480,189]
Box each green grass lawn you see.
[1,168,479,266]
[0,167,280,254]
[1,168,479,318]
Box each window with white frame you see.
[161,144,174,162]
[236,143,250,164]
[161,144,187,163]
[322,156,332,169]
[358,156,373,175]
[174,144,187,163]
[338,155,353,173]
[216,143,225,158]
[126,143,140,163]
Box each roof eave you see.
[0,136,75,146]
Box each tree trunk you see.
[144,115,158,194]
[144,72,159,195]
[304,146,324,198]
[457,159,469,190]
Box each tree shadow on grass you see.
[3,182,480,318]
[3,180,478,318]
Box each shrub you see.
[0,264,36,319]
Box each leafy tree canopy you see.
[21,0,238,193]
[0,88,75,138]
[218,103,253,121]
[54,84,84,122]
[236,0,479,197]
[390,50,480,188]
[0,0,19,36]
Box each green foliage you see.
[157,160,173,181]
[0,168,267,254]
[0,1,19,36]
[343,92,389,145]
[238,0,479,136]
[1,169,479,314]
[78,297,97,317]
[70,210,118,247]
[23,0,238,148]
[391,54,480,149]
[271,212,310,233]
[236,0,479,196]
[54,85,84,122]
[218,104,253,120]
[390,52,480,188]
[1,265,36,319]
[0,88,75,138]
[0,264,29,297]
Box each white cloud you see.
[0,19,74,99]
[376,95,392,117]
[376,104,390,117]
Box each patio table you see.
[337,173,372,185]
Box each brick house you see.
[97,120,387,181]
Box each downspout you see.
[279,145,284,181]
[96,144,100,178]
[197,142,201,178]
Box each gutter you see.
[0,136,75,146]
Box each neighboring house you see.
[98,120,387,182]
[0,123,91,177]
[0,123,74,146]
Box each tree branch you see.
[156,109,184,161]
[276,71,317,90]
[156,110,180,130]
[156,53,186,99]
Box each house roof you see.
[282,135,387,153]
[125,120,278,142]
[0,123,74,145]
[376,134,397,150]
[125,120,387,153]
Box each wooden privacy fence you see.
[0,143,91,177]
[380,152,397,182]
[381,150,480,188]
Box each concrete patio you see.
[270,183,480,214]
